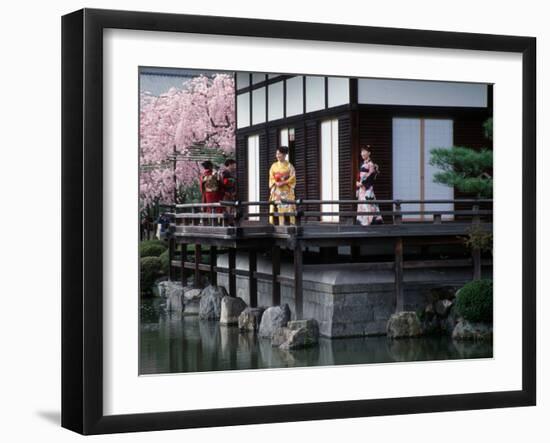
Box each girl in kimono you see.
[269,146,296,224]
[200,160,221,212]
[356,145,383,226]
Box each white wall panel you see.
[251,87,266,125]
[321,119,339,222]
[247,135,260,219]
[305,76,325,112]
[327,77,349,107]
[236,93,250,128]
[286,76,304,117]
[359,79,487,107]
[268,81,284,121]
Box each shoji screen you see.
[392,118,454,220]
[393,118,421,219]
[321,119,339,222]
[247,134,260,219]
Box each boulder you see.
[220,296,248,325]
[165,282,185,312]
[155,278,170,298]
[183,288,202,315]
[442,305,461,335]
[238,307,265,332]
[452,320,493,341]
[258,304,291,338]
[435,299,453,317]
[271,319,320,350]
[386,312,422,339]
[199,285,228,320]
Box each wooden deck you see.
[165,199,492,319]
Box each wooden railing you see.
[166,199,493,228]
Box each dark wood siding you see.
[236,135,247,203]
[305,120,320,200]
[294,123,307,199]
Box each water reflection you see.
[139,298,492,375]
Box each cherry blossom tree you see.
[139,73,235,207]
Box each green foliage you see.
[139,239,167,258]
[140,256,162,295]
[464,224,493,254]
[429,146,493,198]
[159,249,170,275]
[178,181,202,204]
[455,279,493,323]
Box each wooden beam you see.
[294,242,304,319]
[180,243,188,287]
[228,248,236,297]
[194,243,202,288]
[472,246,482,280]
[394,237,404,312]
[249,250,258,307]
[168,238,175,281]
[271,246,281,306]
[209,246,217,286]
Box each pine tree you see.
[429,118,493,198]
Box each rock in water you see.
[435,299,453,317]
[183,288,202,315]
[452,320,493,341]
[386,312,422,339]
[165,282,185,312]
[220,296,248,325]
[272,319,320,350]
[199,285,228,320]
[258,304,291,338]
[238,307,265,332]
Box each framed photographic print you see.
[61,8,536,435]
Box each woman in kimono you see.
[356,145,383,226]
[200,160,221,213]
[269,146,296,224]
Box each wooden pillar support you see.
[180,243,188,287]
[228,248,236,297]
[394,237,404,312]
[209,246,217,286]
[472,247,482,280]
[271,246,281,306]
[294,242,304,320]
[168,237,175,281]
[194,243,202,288]
[249,250,258,308]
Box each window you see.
[236,72,250,90]
[236,93,250,128]
[252,87,266,125]
[320,119,339,222]
[327,77,349,107]
[279,128,296,165]
[247,135,260,219]
[305,76,325,112]
[392,118,454,220]
[286,76,304,117]
[268,81,284,121]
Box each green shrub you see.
[140,256,162,295]
[455,279,493,323]
[139,239,167,258]
[159,249,170,275]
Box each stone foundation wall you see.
[216,253,490,338]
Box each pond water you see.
[139,298,492,375]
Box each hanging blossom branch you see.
[139,74,235,207]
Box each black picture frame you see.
[61,8,536,435]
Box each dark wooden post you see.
[294,241,304,319]
[228,248,236,297]
[271,245,281,306]
[194,243,202,288]
[249,250,258,307]
[180,243,188,287]
[394,201,402,225]
[394,237,404,312]
[472,204,482,280]
[168,237,175,281]
[209,246,217,286]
